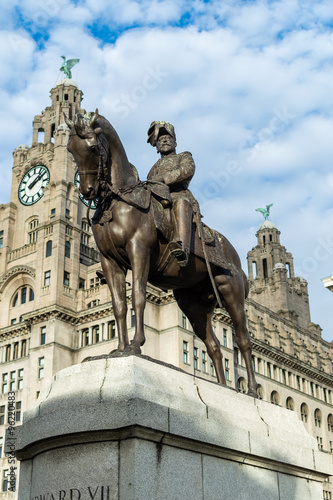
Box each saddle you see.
[93,181,231,273]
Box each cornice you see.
[251,338,333,386]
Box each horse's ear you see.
[63,112,74,129]
[90,109,99,127]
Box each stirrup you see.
[169,241,189,268]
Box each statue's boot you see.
[170,199,192,268]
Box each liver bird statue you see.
[60,56,80,79]
[255,203,273,220]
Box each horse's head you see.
[65,110,110,200]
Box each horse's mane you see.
[78,112,139,182]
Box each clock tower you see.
[0,78,100,388]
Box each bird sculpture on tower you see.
[60,56,80,79]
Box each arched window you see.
[46,240,52,257]
[12,287,34,307]
[314,409,322,428]
[13,343,19,360]
[257,385,264,400]
[327,414,333,432]
[28,219,39,244]
[301,403,309,423]
[286,397,295,411]
[65,240,71,258]
[270,391,280,405]
[238,377,247,394]
[263,258,268,279]
[81,329,89,347]
[37,129,45,143]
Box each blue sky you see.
[1,0,333,342]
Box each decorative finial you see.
[255,203,273,220]
[60,56,80,79]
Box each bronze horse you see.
[65,111,258,396]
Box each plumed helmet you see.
[147,121,176,147]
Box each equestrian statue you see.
[65,110,258,397]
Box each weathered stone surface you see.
[15,356,332,500]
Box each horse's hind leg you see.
[174,289,226,385]
[215,273,258,397]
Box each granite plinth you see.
[13,355,332,499]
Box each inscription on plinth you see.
[32,486,111,500]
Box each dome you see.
[55,78,78,88]
[259,220,277,230]
[15,144,29,151]
[274,263,285,270]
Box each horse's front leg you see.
[101,255,129,352]
[127,243,151,354]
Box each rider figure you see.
[147,121,195,267]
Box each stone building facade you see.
[0,80,332,499]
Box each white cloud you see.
[1,0,333,340]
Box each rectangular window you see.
[82,329,89,346]
[108,320,116,339]
[0,437,2,457]
[2,374,8,394]
[2,469,9,492]
[92,325,100,343]
[225,359,230,380]
[79,278,85,290]
[10,318,16,325]
[65,208,70,218]
[63,271,70,287]
[267,363,272,378]
[50,208,56,218]
[18,369,24,389]
[65,240,71,258]
[0,405,5,425]
[0,230,3,248]
[182,313,187,329]
[317,436,323,451]
[16,401,22,422]
[194,347,198,370]
[210,361,215,376]
[44,270,51,286]
[38,357,44,379]
[202,351,207,373]
[131,309,136,328]
[183,341,189,364]
[9,371,16,391]
[223,328,227,347]
[40,326,46,345]
[21,287,27,304]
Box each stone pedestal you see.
[15,356,332,499]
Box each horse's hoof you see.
[125,343,142,355]
[247,389,258,398]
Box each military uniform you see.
[147,151,195,203]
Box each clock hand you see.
[28,172,43,190]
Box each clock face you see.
[74,171,98,210]
[18,165,50,205]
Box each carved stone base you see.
[14,356,332,499]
